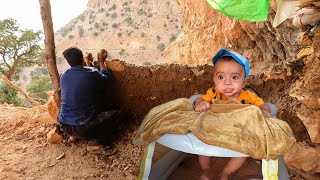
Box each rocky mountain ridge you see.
[55,0,183,71]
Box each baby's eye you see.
[232,76,239,80]
[218,75,224,80]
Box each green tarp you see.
[207,0,270,22]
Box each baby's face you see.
[213,59,247,99]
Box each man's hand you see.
[260,103,272,118]
[98,49,108,62]
[97,49,108,71]
[262,110,272,118]
[195,101,211,112]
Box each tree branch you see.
[0,73,40,106]
[2,46,12,70]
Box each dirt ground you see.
[0,102,263,180]
[0,104,304,180]
[0,104,143,180]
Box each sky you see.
[0,0,88,32]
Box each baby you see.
[194,48,271,180]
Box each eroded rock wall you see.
[162,0,320,175]
[105,61,309,142]
[105,61,215,120]
[164,0,300,77]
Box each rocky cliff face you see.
[164,0,299,73]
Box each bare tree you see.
[39,0,61,108]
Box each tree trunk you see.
[0,74,40,106]
[39,0,61,108]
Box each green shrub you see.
[124,16,133,26]
[124,16,132,22]
[156,35,161,41]
[106,12,110,17]
[26,75,52,104]
[119,49,125,55]
[93,32,99,36]
[100,28,105,31]
[58,27,69,37]
[157,43,165,52]
[59,20,76,33]
[137,9,145,16]
[117,32,122,37]
[143,62,152,66]
[94,22,100,29]
[98,8,105,13]
[78,13,86,22]
[89,13,96,19]
[111,4,117,10]
[124,7,131,12]
[112,23,118,28]
[0,84,23,106]
[57,57,64,64]
[78,27,85,37]
[170,34,177,42]
[140,46,146,50]
[111,12,117,18]
[68,35,74,39]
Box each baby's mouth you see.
[223,88,234,93]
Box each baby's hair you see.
[217,55,234,62]
[213,55,246,77]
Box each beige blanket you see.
[133,98,296,160]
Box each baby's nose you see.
[224,79,232,85]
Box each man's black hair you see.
[63,47,83,67]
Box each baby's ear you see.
[243,78,248,87]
